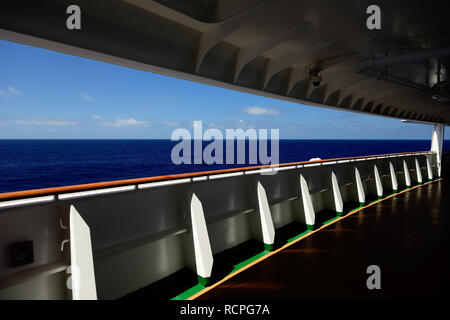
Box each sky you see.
[0,39,446,140]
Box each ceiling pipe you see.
[356,46,450,72]
[362,68,426,91]
[383,74,426,91]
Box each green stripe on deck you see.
[229,250,270,275]
[322,216,339,225]
[287,230,311,243]
[172,249,271,300]
[171,284,205,300]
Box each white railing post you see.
[300,174,315,230]
[331,171,343,216]
[355,167,365,206]
[190,193,213,286]
[431,124,445,177]
[389,162,398,192]
[403,160,411,188]
[374,164,383,199]
[256,181,275,251]
[426,156,433,181]
[69,205,97,300]
[415,158,423,184]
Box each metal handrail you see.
[0,151,433,202]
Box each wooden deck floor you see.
[197,176,450,300]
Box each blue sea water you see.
[0,139,448,193]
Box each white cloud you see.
[7,86,20,95]
[0,86,21,95]
[243,106,279,115]
[7,118,78,126]
[207,122,226,129]
[236,119,257,129]
[93,115,148,127]
[208,119,256,130]
[99,118,148,127]
[347,125,363,131]
[164,121,181,127]
[82,93,92,101]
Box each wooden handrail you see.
[0,151,432,201]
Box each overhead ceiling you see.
[1,0,450,124]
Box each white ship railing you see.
[0,151,440,300]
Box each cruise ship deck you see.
[193,154,450,300]
[1,0,450,301]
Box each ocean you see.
[0,139,448,193]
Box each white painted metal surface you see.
[189,193,213,279]
[69,205,97,300]
[60,186,135,200]
[426,156,433,181]
[355,167,366,204]
[0,195,55,209]
[431,124,445,177]
[331,171,344,213]
[374,165,383,197]
[299,174,315,226]
[389,162,398,191]
[403,160,411,187]
[256,182,275,246]
[415,158,423,184]
[138,178,191,189]
[209,172,244,180]
[192,176,208,182]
